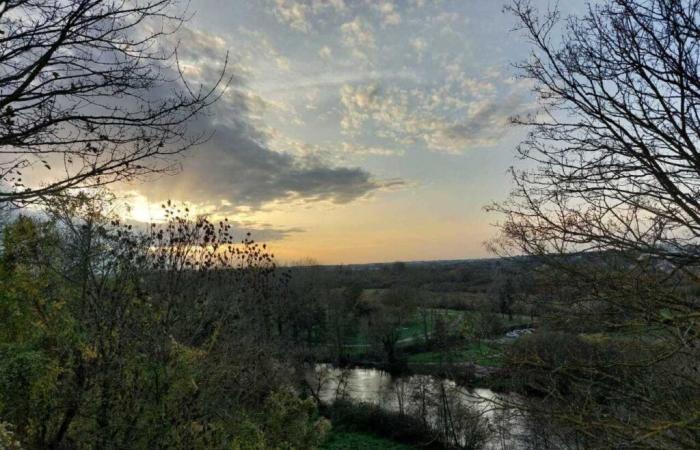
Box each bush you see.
[504,330,622,398]
[322,400,437,448]
[232,391,329,450]
[321,431,413,450]
[0,206,325,450]
[0,422,23,450]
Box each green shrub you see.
[321,431,414,450]
[322,401,437,448]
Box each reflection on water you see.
[306,365,528,449]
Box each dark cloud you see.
[132,27,400,210]
[142,107,395,208]
[126,215,303,242]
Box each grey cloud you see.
[426,93,531,151]
[134,26,398,211]
[144,111,395,208]
[126,215,304,242]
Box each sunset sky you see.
[118,0,589,264]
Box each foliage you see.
[0,422,23,450]
[232,391,329,450]
[320,431,414,450]
[366,287,418,365]
[324,394,490,450]
[0,198,322,450]
[322,400,437,448]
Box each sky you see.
[118,0,590,265]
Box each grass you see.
[341,304,534,360]
[344,312,430,347]
[320,431,415,450]
[406,341,503,366]
[460,310,533,329]
[396,309,532,344]
[398,317,429,341]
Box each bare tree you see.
[0,0,227,206]
[488,1,700,447]
[493,0,700,268]
[367,287,417,366]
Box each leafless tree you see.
[0,0,228,206]
[488,1,700,447]
[367,287,417,365]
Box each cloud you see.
[275,56,292,71]
[340,142,403,157]
[269,0,347,33]
[142,109,397,209]
[339,77,533,153]
[424,95,524,150]
[339,83,380,132]
[374,1,401,26]
[229,222,305,241]
[319,45,332,60]
[410,37,427,57]
[271,0,312,32]
[263,131,403,164]
[340,17,376,63]
[123,200,304,241]
[341,17,375,48]
[123,25,398,213]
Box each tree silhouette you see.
[0,0,228,206]
[490,1,700,447]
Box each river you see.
[306,365,530,449]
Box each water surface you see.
[306,365,529,449]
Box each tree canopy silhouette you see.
[0,0,228,206]
[490,1,700,447]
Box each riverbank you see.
[321,430,417,450]
[320,401,446,450]
[306,365,524,450]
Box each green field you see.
[346,305,532,348]
[406,341,503,366]
[321,431,415,450]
